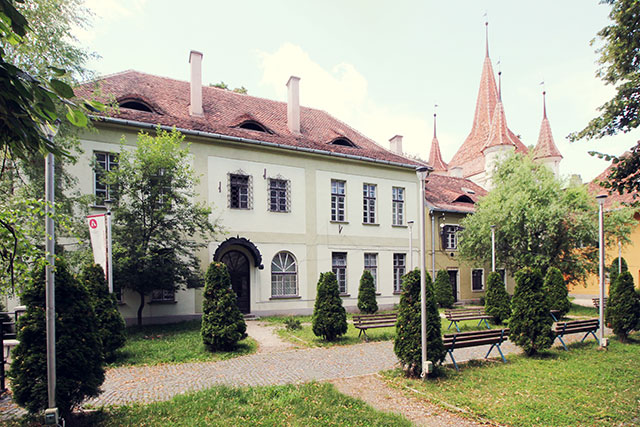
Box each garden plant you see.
[484,271,511,324]
[542,267,571,318]
[434,269,454,309]
[357,270,378,314]
[312,272,348,341]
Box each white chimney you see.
[286,76,301,134]
[389,135,403,154]
[189,50,203,116]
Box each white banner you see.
[87,214,108,278]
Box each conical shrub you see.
[201,262,247,350]
[606,271,640,342]
[434,269,454,308]
[485,271,511,324]
[543,267,570,318]
[608,257,628,294]
[312,272,348,341]
[357,270,378,314]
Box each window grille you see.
[268,178,290,212]
[228,172,252,209]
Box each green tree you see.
[509,268,554,356]
[357,270,378,314]
[459,154,621,286]
[9,258,104,417]
[607,256,628,289]
[79,263,127,361]
[312,272,348,341]
[201,262,247,350]
[107,128,216,325]
[394,270,444,377]
[434,269,454,309]
[542,267,571,319]
[485,271,511,324]
[569,0,640,198]
[606,271,640,342]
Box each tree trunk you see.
[137,291,145,326]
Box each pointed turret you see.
[428,113,448,175]
[533,91,562,177]
[482,72,521,153]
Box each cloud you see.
[258,43,433,158]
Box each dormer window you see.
[238,120,271,133]
[453,195,474,204]
[118,99,154,113]
[330,137,357,147]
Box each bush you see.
[485,271,511,324]
[201,262,247,351]
[9,258,105,417]
[434,269,454,309]
[79,263,127,361]
[284,316,302,331]
[357,270,378,314]
[394,269,444,377]
[607,257,628,287]
[606,271,640,342]
[508,267,554,356]
[312,272,348,341]
[543,267,571,318]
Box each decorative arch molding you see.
[213,236,264,269]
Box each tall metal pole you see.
[105,200,114,293]
[45,152,56,410]
[618,240,622,274]
[416,166,432,378]
[408,221,414,270]
[491,225,496,272]
[597,195,607,346]
[430,212,435,279]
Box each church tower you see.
[428,113,449,175]
[532,91,563,177]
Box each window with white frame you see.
[332,252,348,293]
[94,152,118,205]
[442,225,458,250]
[151,288,175,302]
[331,180,346,221]
[364,253,378,290]
[268,178,290,212]
[393,253,406,293]
[229,173,251,209]
[271,251,298,296]
[497,268,507,286]
[472,269,484,291]
[392,187,404,225]
[362,184,376,224]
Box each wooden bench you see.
[444,308,491,332]
[592,298,608,311]
[353,312,397,341]
[553,319,599,351]
[443,328,510,371]
[550,310,561,321]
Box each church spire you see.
[485,20,489,58]
[429,112,448,174]
[533,90,562,161]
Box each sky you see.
[76,0,640,182]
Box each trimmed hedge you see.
[357,270,378,314]
[485,271,511,324]
[606,271,640,342]
[312,272,348,341]
[434,269,454,309]
[543,267,571,319]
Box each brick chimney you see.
[389,135,403,154]
[286,76,301,134]
[189,50,203,116]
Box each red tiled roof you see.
[532,94,562,160]
[424,174,488,213]
[482,100,523,152]
[75,70,423,167]
[588,156,638,209]
[429,135,448,172]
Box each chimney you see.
[189,50,203,116]
[389,135,403,154]
[286,76,301,134]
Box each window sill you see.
[391,224,408,228]
[362,222,380,226]
[339,293,351,297]
[269,295,301,300]
[229,207,252,210]
[268,210,290,214]
[393,291,402,295]
[471,289,485,293]
[149,300,178,305]
[375,292,381,296]
[330,220,349,224]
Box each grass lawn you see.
[384,331,640,427]
[109,320,257,367]
[567,300,599,318]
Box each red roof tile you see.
[482,100,523,152]
[75,70,423,167]
[587,156,638,208]
[424,174,488,213]
[428,114,448,172]
[532,93,562,160]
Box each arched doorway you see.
[220,250,250,313]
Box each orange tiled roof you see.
[424,174,488,213]
[588,156,638,209]
[532,94,562,160]
[75,70,423,167]
[428,114,448,172]
[482,100,523,152]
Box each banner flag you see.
[87,214,108,277]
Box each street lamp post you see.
[104,199,114,293]
[416,166,433,378]
[408,220,414,270]
[491,225,496,272]
[596,194,607,347]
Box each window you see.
[118,98,154,113]
[94,152,118,205]
[363,184,376,224]
[332,252,348,294]
[271,252,298,297]
[151,288,175,302]
[472,269,484,291]
[330,137,357,147]
[268,178,290,212]
[229,173,251,209]
[497,269,507,287]
[331,180,346,221]
[238,120,269,133]
[364,253,378,290]
[442,225,458,250]
[392,187,404,225]
[152,167,171,208]
[393,253,406,293]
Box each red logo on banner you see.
[89,219,98,229]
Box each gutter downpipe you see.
[430,209,436,279]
